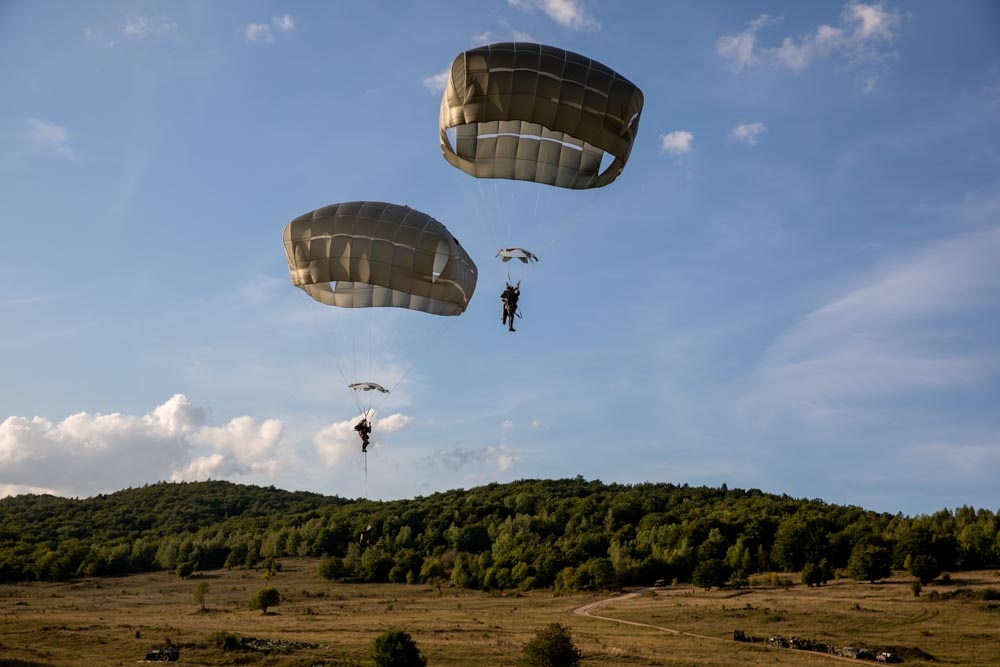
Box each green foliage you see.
[369,628,426,667]
[207,631,241,651]
[801,562,823,586]
[193,581,209,611]
[520,623,582,667]
[175,561,195,579]
[319,555,344,580]
[906,553,942,585]
[692,558,729,590]
[249,587,280,614]
[849,541,893,583]
[1,478,997,593]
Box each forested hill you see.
[1,479,996,591]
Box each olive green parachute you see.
[439,42,644,189]
[283,201,477,316]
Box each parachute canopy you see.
[497,247,539,264]
[349,382,389,394]
[283,201,478,316]
[440,42,644,189]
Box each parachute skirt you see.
[440,42,644,190]
[283,201,478,316]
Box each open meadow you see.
[2,559,998,666]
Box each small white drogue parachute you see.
[348,382,390,394]
[496,247,539,264]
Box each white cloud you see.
[729,122,768,145]
[508,0,600,30]
[659,130,694,155]
[501,419,514,431]
[0,395,287,498]
[23,118,77,160]
[195,415,284,462]
[271,14,295,32]
[245,15,295,44]
[313,412,412,469]
[422,68,450,94]
[244,23,274,44]
[123,15,177,38]
[739,226,1000,425]
[716,2,903,89]
[715,14,780,72]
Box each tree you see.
[319,555,344,581]
[521,623,582,667]
[801,562,822,587]
[175,561,195,579]
[848,541,892,584]
[692,559,729,590]
[905,553,941,585]
[193,581,209,612]
[249,587,280,614]
[369,628,426,667]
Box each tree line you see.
[1,478,996,590]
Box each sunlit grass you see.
[2,559,998,665]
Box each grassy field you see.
[1,559,998,666]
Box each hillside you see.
[1,479,996,590]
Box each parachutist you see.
[354,418,372,453]
[501,282,520,332]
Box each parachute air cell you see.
[440,42,644,189]
[283,201,477,316]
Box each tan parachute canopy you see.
[440,42,644,189]
[283,201,478,316]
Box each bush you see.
[249,587,280,614]
[369,628,426,667]
[207,631,241,651]
[521,623,582,667]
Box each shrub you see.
[249,587,280,614]
[208,631,241,651]
[369,628,426,667]
[520,623,582,667]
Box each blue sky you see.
[1,1,998,516]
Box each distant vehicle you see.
[653,579,665,587]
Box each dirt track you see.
[572,589,866,664]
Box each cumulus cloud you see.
[715,14,781,72]
[507,0,599,30]
[422,68,450,94]
[244,23,274,44]
[313,412,412,469]
[23,118,78,160]
[716,2,903,89]
[419,443,522,473]
[729,122,768,145]
[0,395,286,497]
[660,130,694,155]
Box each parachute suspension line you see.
[453,171,509,285]
[296,291,357,405]
[539,189,602,258]
[382,314,454,397]
[516,188,604,286]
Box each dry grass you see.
[1,559,998,666]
